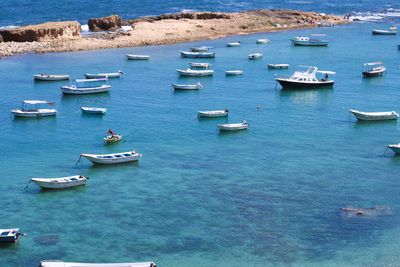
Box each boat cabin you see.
[71,78,109,88]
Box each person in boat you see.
[321,73,329,82]
[107,129,116,137]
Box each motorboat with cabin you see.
[275,66,335,89]
[11,100,57,117]
[0,229,25,243]
[362,62,386,77]
[61,78,111,95]
[291,35,328,46]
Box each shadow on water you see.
[278,87,333,104]
[351,119,397,129]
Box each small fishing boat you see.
[172,82,203,90]
[189,62,211,69]
[31,175,88,189]
[40,261,157,267]
[33,74,70,81]
[104,134,122,144]
[256,38,270,44]
[248,53,262,60]
[362,62,386,77]
[387,144,400,154]
[291,36,328,46]
[225,70,243,75]
[80,150,141,164]
[176,68,214,77]
[372,27,397,35]
[268,64,289,70]
[84,71,123,79]
[180,51,215,58]
[11,100,57,117]
[81,107,107,114]
[275,66,335,89]
[61,78,111,95]
[0,229,25,243]
[226,41,241,47]
[126,54,150,60]
[218,121,248,131]
[198,109,229,118]
[350,109,398,121]
[190,46,212,52]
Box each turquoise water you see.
[2,22,400,266]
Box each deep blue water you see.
[1,0,400,27]
[1,21,400,266]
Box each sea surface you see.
[1,0,400,27]
[1,21,400,266]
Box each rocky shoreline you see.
[0,10,349,57]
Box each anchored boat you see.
[81,107,107,114]
[176,68,214,77]
[275,66,335,89]
[248,53,262,60]
[180,51,215,58]
[80,151,141,164]
[104,134,122,144]
[225,70,243,75]
[33,74,69,81]
[218,121,248,131]
[40,261,157,267]
[198,109,229,118]
[84,71,123,79]
[362,62,386,77]
[372,27,397,35]
[61,78,111,95]
[256,38,270,44]
[350,109,398,121]
[268,64,289,70]
[31,175,88,189]
[291,36,328,46]
[126,54,150,60]
[226,41,241,47]
[0,228,25,243]
[387,144,400,154]
[172,82,203,90]
[11,100,57,117]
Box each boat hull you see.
[372,30,397,35]
[61,85,111,95]
[11,109,57,117]
[198,111,228,118]
[276,79,334,89]
[0,229,20,243]
[126,54,150,60]
[81,107,107,114]
[225,70,243,75]
[176,70,214,77]
[362,70,385,77]
[172,83,202,90]
[180,51,215,58]
[291,40,328,46]
[31,177,86,189]
[388,145,400,154]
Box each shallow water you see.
[1,22,400,266]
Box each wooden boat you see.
[189,62,211,69]
[225,70,243,75]
[84,71,123,79]
[81,107,107,114]
[180,51,215,58]
[104,134,122,144]
[11,100,57,117]
[176,68,214,77]
[218,121,248,131]
[256,38,270,44]
[61,78,111,95]
[80,150,141,164]
[248,53,262,60]
[350,109,399,121]
[198,109,229,118]
[226,41,241,47]
[31,175,87,189]
[387,144,400,154]
[40,261,156,267]
[190,46,212,52]
[0,228,24,243]
[268,64,289,69]
[126,54,150,60]
[172,82,203,90]
[275,66,335,89]
[372,27,397,35]
[33,74,70,81]
[291,36,328,46]
[362,62,386,77]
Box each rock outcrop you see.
[127,12,231,24]
[88,15,122,31]
[0,21,81,42]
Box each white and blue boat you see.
[291,36,328,46]
[61,78,111,95]
[180,51,215,58]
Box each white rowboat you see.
[81,107,107,114]
[248,53,262,60]
[40,261,156,267]
[225,70,243,75]
[34,74,70,81]
[218,121,248,131]
[198,109,229,118]
[84,71,123,79]
[11,100,57,117]
[126,54,150,60]
[176,68,214,77]
[226,42,241,47]
[172,82,203,90]
[350,109,399,121]
[268,64,289,69]
[31,175,87,189]
[80,151,141,164]
[256,39,270,44]
[180,51,215,58]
